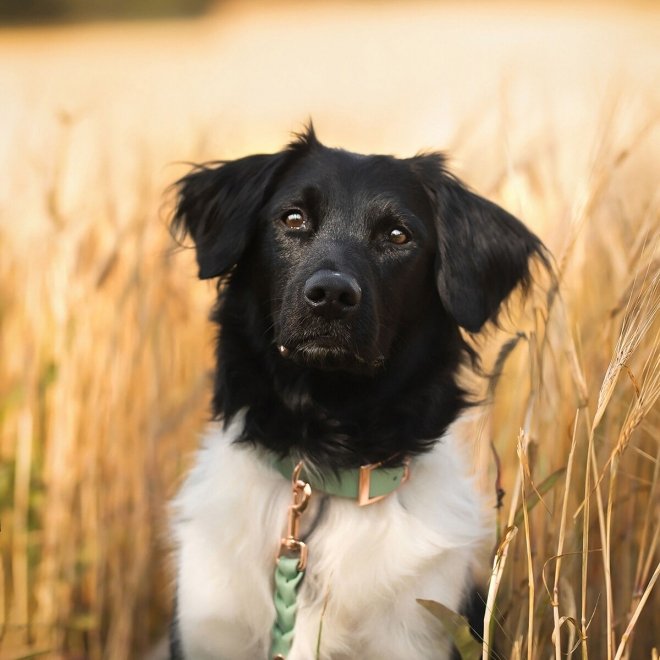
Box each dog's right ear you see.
[171,152,288,279]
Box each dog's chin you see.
[284,339,382,375]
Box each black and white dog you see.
[169,127,545,659]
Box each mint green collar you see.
[273,456,410,506]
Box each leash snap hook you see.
[278,461,312,570]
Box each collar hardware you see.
[278,461,312,570]
[272,455,410,505]
[358,458,410,505]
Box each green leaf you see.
[513,467,566,527]
[13,651,54,660]
[417,598,481,659]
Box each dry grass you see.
[0,2,658,658]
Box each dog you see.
[168,127,545,659]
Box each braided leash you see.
[271,556,304,658]
[270,462,311,660]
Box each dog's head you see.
[173,127,544,377]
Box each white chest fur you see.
[171,418,488,660]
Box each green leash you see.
[269,457,410,658]
[271,555,305,658]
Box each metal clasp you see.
[278,461,312,570]
[357,458,410,506]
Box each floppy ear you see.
[413,154,546,332]
[172,152,288,279]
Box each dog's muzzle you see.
[276,268,384,373]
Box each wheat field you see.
[0,1,658,658]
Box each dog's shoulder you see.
[171,416,292,658]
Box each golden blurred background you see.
[0,1,658,658]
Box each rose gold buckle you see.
[357,459,410,506]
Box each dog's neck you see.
[209,280,472,471]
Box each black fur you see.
[457,586,487,658]
[169,590,184,660]
[172,126,545,473]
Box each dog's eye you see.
[282,210,307,230]
[387,227,410,245]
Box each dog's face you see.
[173,129,542,377]
[262,148,440,374]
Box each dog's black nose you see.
[304,269,362,318]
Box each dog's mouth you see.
[278,335,383,373]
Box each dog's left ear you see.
[412,154,546,332]
[172,152,289,279]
